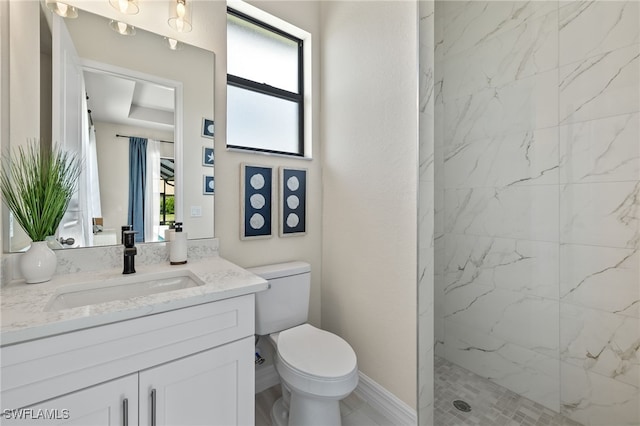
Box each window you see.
[159,158,175,226]
[227,7,304,156]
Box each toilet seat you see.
[273,324,358,398]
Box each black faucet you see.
[123,230,137,274]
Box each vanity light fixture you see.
[109,20,137,36]
[45,0,78,18]
[164,37,183,51]
[168,0,192,33]
[109,0,139,15]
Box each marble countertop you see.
[0,255,268,346]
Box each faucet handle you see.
[121,225,133,244]
[123,230,138,248]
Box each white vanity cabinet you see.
[0,294,255,426]
[2,374,138,426]
[139,338,253,426]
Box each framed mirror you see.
[5,4,215,251]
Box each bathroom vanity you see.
[0,244,267,426]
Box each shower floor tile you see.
[435,356,582,426]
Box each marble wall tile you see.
[441,10,558,102]
[437,1,558,60]
[431,2,639,425]
[560,244,639,317]
[419,6,435,185]
[434,187,444,237]
[443,234,559,300]
[560,112,640,184]
[560,181,639,249]
[444,70,558,149]
[444,284,559,358]
[559,43,640,125]
[418,185,435,252]
[559,1,640,67]
[444,185,559,242]
[434,284,444,354]
[561,361,640,425]
[418,252,434,319]
[561,302,639,388]
[444,128,559,189]
[443,319,560,411]
[418,3,435,425]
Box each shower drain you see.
[453,400,472,412]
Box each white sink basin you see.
[45,270,204,312]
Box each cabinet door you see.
[2,374,138,426]
[139,337,254,426]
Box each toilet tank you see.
[249,261,311,336]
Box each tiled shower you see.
[418,1,639,425]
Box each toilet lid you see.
[277,324,357,379]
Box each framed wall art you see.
[203,175,215,195]
[240,164,273,239]
[279,167,307,237]
[202,147,214,166]
[201,118,215,138]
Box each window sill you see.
[226,147,312,161]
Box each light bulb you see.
[46,0,78,18]
[176,1,186,18]
[168,0,191,33]
[110,0,139,15]
[110,20,135,36]
[118,0,129,13]
[168,38,178,50]
[56,2,68,15]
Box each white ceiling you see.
[84,71,175,130]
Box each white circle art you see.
[286,213,299,228]
[287,176,299,191]
[250,194,266,209]
[249,213,265,230]
[287,195,300,210]
[207,123,214,134]
[250,173,265,190]
[208,179,214,190]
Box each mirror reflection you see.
[79,67,177,246]
[7,5,215,251]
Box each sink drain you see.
[453,400,471,412]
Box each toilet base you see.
[271,397,289,426]
[271,393,342,426]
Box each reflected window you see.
[159,157,175,226]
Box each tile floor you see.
[256,357,584,426]
[255,385,394,426]
[433,357,583,426]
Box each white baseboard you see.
[354,372,417,426]
[255,367,417,425]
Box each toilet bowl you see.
[250,262,358,426]
[269,324,358,426]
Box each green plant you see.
[0,141,81,242]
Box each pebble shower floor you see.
[434,357,583,426]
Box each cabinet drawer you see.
[1,294,254,410]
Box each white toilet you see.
[250,261,358,426]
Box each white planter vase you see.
[20,241,57,284]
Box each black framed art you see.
[279,167,307,236]
[202,118,215,138]
[241,164,273,239]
